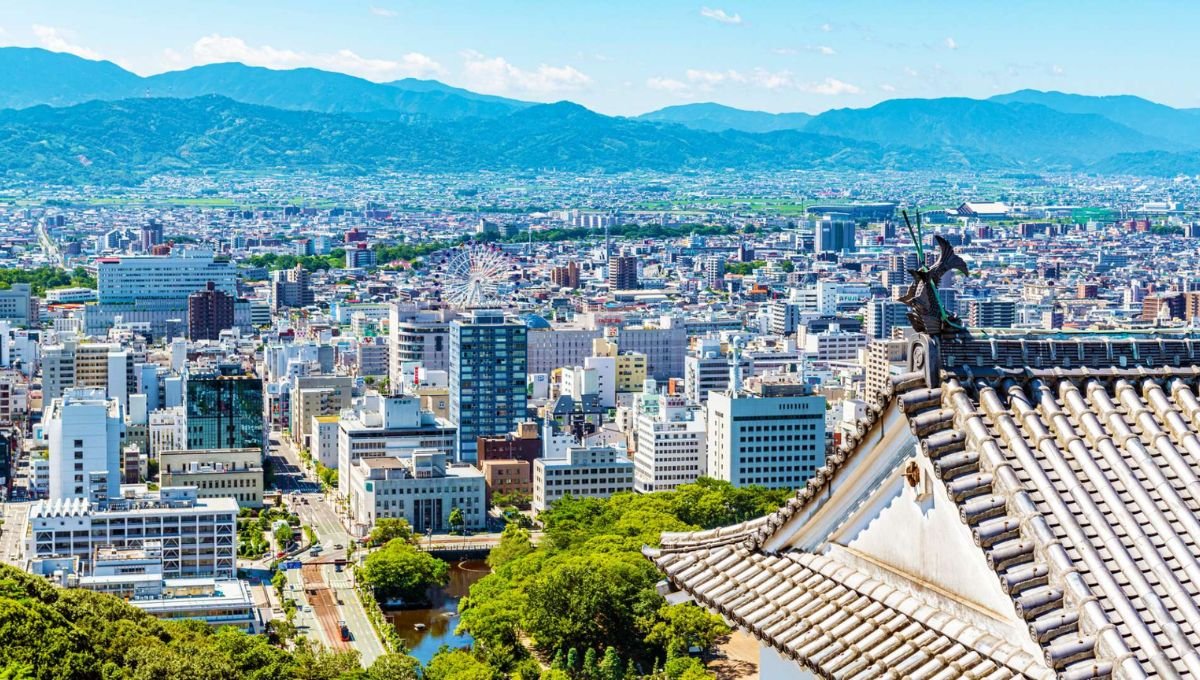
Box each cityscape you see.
[4,3,1200,680]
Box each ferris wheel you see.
[440,245,512,308]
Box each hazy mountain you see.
[0,47,142,109]
[5,47,1200,180]
[638,103,812,133]
[990,90,1200,147]
[0,96,950,184]
[804,98,1183,165]
[143,63,528,120]
[384,78,528,107]
[0,47,529,121]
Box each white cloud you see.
[683,68,794,91]
[460,50,592,95]
[801,77,862,95]
[32,24,102,60]
[821,23,833,32]
[370,7,398,17]
[880,83,897,92]
[944,37,958,50]
[188,34,443,80]
[700,7,743,25]
[646,77,689,93]
[903,66,919,77]
[1051,64,1064,75]
[808,45,836,56]
[772,47,798,56]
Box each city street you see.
[0,500,29,566]
[270,432,384,664]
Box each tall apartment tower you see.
[187,281,235,340]
[703,255,726,290]
[449,309,528,463]
[270,265,314,312]
[47,388,124,503]
[139,220,164,252]
[608,255,639,290]
[866,298,909,340]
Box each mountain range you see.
[2,47,1199,183]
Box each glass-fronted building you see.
[185,369,265,455]
[449,309,528,463]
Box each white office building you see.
[633,394,706,493]
[800,326,869,363]
[705,377,826,490]
[336,393,455,498]
[46,388,124,503]
[26,487,238,578]
[533,444,635,512]
[32,543,258,631]
[347,449,486,535]
[148,407,187,459]
[96,248,237,305]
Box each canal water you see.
[387,560,492,664]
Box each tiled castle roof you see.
[649,545,1049,679]
[648,333,1200,679]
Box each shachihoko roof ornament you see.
[897,209,969,336]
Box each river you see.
[386,559,492,664]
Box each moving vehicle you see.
[339,621,351,642]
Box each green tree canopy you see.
[423,649,498,680]
[361,540,449,602]
[367,518,416,547]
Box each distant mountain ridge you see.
[637,103,812,133]
[2,47,1200,181]
[0,47,531,121]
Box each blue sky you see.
[1,0,1196,115]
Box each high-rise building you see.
[966,299,1017,328]
[46,388,124,503]
[866,298,910,340]
[345,243,377,269]
[0,284,34,326]
[185,369,265,454]
[633,394,706,493]
[450,309,528,462]
[187,281,235,341]
[270,265,314,311]
[703,255,727,290]
[608,255,639,290]
[886,252,920,288]
[814,216,856,254]
[139,220,164,252]
[705,377,825,490]
[40,340,143,407]
[551,261,581,289]
[389,304,455,388]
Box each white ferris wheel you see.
[440,245,512,308]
